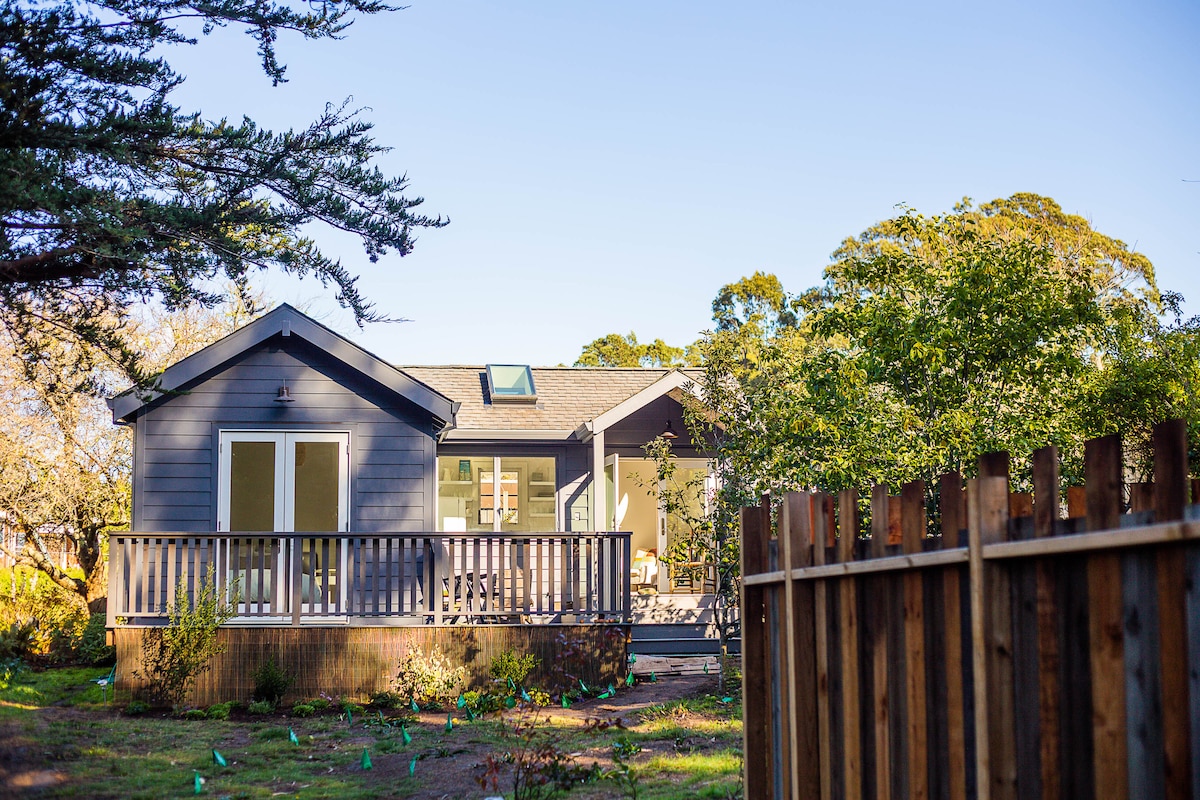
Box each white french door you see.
[218,431,349,617]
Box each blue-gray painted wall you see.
[129,335,437,532]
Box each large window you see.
[437,456,556,533]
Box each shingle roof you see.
[400,366,701,434]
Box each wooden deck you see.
[107,531,632,627]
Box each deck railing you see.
[107,531,631,626]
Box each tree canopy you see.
[0,0,444,386]
[574,331,699,368]
[693,194,1198,496]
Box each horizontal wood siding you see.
[133,337,436,532]
[114,624,629,706]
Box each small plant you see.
[309,696,332,712]
[393,645,467,707]
[0,657,26,689]
[205,702,233,720]
[78,613,115,666]
[251,657,292,705]
[477,707,601,800]
[247,699,275,715]
[123,700,150,716]
[181,708,207,720]
[607,737,642,799]
[291,703,315,717]
[340,700,364,717]
[367,690,405,709]
[134,565,238,709]
[489,648,540,688]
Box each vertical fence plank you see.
[970,475,1016,800]
[1185,544,1200,800]
[1086,434,1129,800]
[1031,446,1062,800]
[938,475,968,800]
[837,489,863,800]
[940,473,965,550]
[784,492,821,800]
[1123,549,1165,800]
[869,486,892,799]
[742,500,773,800]
[902,481,929,800]
[812,492,836,800]
[871,485,889,559]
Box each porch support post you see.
[592,429,606,532]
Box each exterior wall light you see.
[275,385,295,403]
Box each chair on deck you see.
[630,548,659,592]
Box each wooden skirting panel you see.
[114,624,629,706]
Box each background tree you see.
[0,0,444,387]
[0,299,260,612]
[573,332,699,368]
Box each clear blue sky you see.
[168,0,1199,366]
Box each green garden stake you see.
[445,712,453,732]
[466,706,476,721]
[625,672,635,687]
[409,757,417,777]
[561,695,571,709]
[721,696,734,704]
[520,687,531,703]
[211,749,226,767]
[504,696,516,709]
[650,671,657,683]
[507,677,516,692]
[608,683,615,695]
[288,727,300,745]
[401,725,412,746]
[630,652,637,663]
[457,694,466,709]
[193,771,203,794]
[597,690,613,700]
[579,679,589,695]
[704,661,710,674]
[346,707,353,726]
[361,748,372,770]
[411,698,420,713]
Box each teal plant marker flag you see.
[466,706,476,721]
[626,672,634,687]
[504,696,516,709]
[361,748,372,770]
[608,683,615,694]
[409,757,418,777]
[211,750,226,767]
[704,661,710,674]
[579,679,589,695]
[721,696,734,704]
[288,728,300,745]
[457,694,466,709]
[561,695,571,709]
[346,707,353,726]
[597,690,613,700]
[445,713,454,732]
[193,771,203,794]
[401,725,412,746]
[630,652,637,663]
[520,687,531,703]
[411,698,420,713]
[650,671,657,683]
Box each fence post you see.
[969,474,1016,800]
[1030,446,1063,800]
[742,498,773,800]
[782,492,820,799]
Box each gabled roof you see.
[107,304,458,427]
[402,366,702,441]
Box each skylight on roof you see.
[486,365,537,403]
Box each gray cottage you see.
[106,305,717,700]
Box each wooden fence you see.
[741,419,1200,799]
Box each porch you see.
[107,531,632,628]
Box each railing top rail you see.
[115,530,633,540]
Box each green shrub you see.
[340,700,364,717]
[0,657,26,690]
[291,703,315,717]
[0,620,39,660]
[367,690,405,709]
[308,697,331,712]
[134,565,238,709]
[489,649,540,688]
[124,700,149,716]
[79,614,115,666]
[393,645,466,707]
[181,708,207,720]
[247,700,275,715]
[205,702,233,720]
[527,688,551,707]
[463,690,504,715]
[251,657,292,705]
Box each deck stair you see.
[628,593,740,657]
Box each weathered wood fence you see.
[741,419,1200,799]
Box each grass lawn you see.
[0,664,742,799]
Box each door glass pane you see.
[293,441,340,532]
[437,456,491,531]
[502,457,555,533]
[605,463,616,531]
[229,441,276,531]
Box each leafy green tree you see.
[698,194,1193,500]
[0,0,444,387]
[573,332,698,368]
